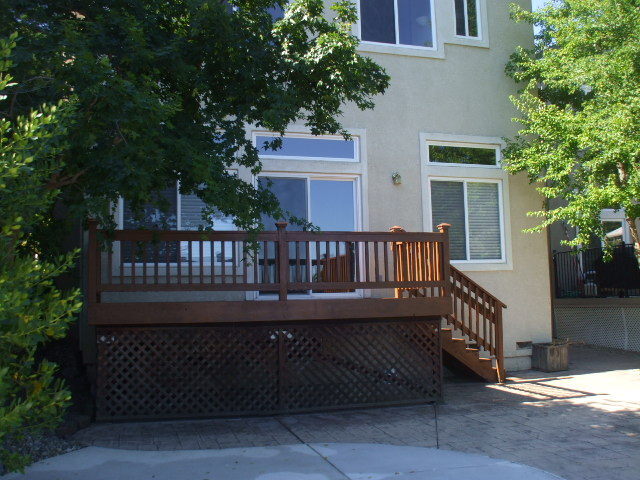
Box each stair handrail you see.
[447,265,507,382]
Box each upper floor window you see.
[360,0,435,48]
[454,0,479,38]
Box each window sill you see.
[358,42,444,59]
[445,37,490,49]
[451,261,513,272]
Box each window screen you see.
[430,180,503,261]
[430,181,467,260]
[467,182,501,260]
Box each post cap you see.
[437,223,451,233]
[389,226,406,233]
[275,221,288,230]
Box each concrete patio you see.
[42,345,640,479]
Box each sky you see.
[531,0,545,10]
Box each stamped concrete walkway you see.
[71,345,640,480]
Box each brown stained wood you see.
[199,241,204,284]
[89,296,452,325]
[232,241,238,284]
[221,240,226,284]
[95,319,442,420]
[364,241,370,282]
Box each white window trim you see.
[355,0,438,53]
[454,0,481,40]
[420,132,513,271]
[253,131,359,163]
[252,171,364,300]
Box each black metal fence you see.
[553,244,640,298]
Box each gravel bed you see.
[1,432,84,475]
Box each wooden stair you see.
[441,328,498,382]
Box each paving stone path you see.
[74,345,640,480]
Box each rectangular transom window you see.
[360,0,434,48]
[428,144,497,166]
[430,179,503,261]
[256,134,358,162]
[454,0,479,37]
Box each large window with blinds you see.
[430,179,503,262]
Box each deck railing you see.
[87,220,451,304]
[448,266,506,382]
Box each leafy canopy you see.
[0,34,82,473]
[0,0,389,234]
[504,0,640,248]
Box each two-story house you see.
[84,0,552,420]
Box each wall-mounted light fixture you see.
[391,171,402,185]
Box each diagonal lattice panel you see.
[96,319,441,420]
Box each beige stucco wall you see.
[262,0,551,370]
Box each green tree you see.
[0,34,82,473]
[504,0,640,249]
[0,0,389,237]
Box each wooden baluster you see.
[482,291,489,350]
[243,242,248,284]
[214,237,219,283]
[295,241,301,282]
[306,241,311,283]
[489,298,495,356]
[383,241,389,282]
[364,241,370,283]
[253,244,259,285]
[315,241,321,285]
[177,240,182,284]
[221,240,226,284]
[262,241,269,283]
[232,241,238,284]
[199,240,204,284]
[165,241,170,285]
[276,222,289,301]
[373,241,380,282]
[325,241,331,284]
[474,285,480,345]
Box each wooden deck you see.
[86,222,509,419]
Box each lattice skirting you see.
[555,305,640,352]
[96,319,442,420]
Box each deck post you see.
[495,305,506,382]
[276,222,289,301]
[87,219,99,304]
[437,223,451,299]
[389,226,406,299]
